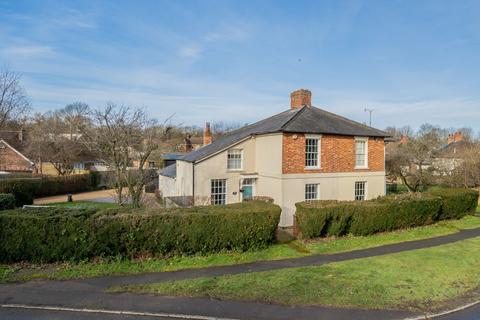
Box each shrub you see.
[0,194,15,211]
[0,179,41,206]
[428,188,479,220]
[0,174,98,207]
[0,201,281,263]
[296,193,444,238]
[0,207,98,262]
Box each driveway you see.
[34,189,118,204]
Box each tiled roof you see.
[159,164,176,178]
[180,106,388,163]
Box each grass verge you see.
[1,215,480,283]
[113,236,480,312]
[46,201,118,209]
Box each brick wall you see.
[0,142,33,172]
[282,133,384,174]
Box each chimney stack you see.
[290,89,312,109]
[448,132,464,144]
[203,122,213,145]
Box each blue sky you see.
[1,0,480,130]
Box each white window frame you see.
[305,134,322,169]
[355,181,367,201]
[355,137,368,169]
[305,183,320,201]
[211,179,227,205]
[227,149,243,171]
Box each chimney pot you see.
[290,89,312,109]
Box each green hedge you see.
[296,189,479,238]
[0,194,15,211]
[0,201,281,263]
[0,179,40,206]
[428,188,479,220]
[0,174,98,207]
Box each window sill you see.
[305,166,321,170]
[355,166,369,170]
[227,169,244,172]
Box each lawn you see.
[114,236,480,312]
[1,215,479,283]
[47,201,118,209]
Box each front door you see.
[241,178,255,201]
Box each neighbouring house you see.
[159,89,389,226]
[433,132,477,174]
[0,130,34,174]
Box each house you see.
[0,138,34,173]
[159,89,389,226]
[433,132,478,174]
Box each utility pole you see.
[364,107,374,126]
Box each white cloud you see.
[203,24,251,42]
[0,45,55,58]
[178,46,203,59]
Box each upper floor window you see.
[355,181,366,200]
[305,135,321,168]
[355,138,368,168]
[305,183,320,201]
[227,149,243,170]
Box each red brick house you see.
[0,138,34,173]
[159,89,389,226]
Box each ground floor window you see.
[355,181,366,200]
[211,179,227,205]
[305,183,319,200]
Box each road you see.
[434,303,480,320]
[0,307,175,319]
[1,303,479,320]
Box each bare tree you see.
[26,111,87,175]
[386,124,443,192]
[81,104,163,208]
[0,68,30,129]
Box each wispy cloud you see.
[203,24,252,42]
[178,46,203,59]
[178,23,252,60]
[0,45,55,58]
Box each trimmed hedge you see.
[0,194,15,211]
[0,174,98,207]
[428,188,479,220]
[296,188,479,238]
[0,201,281,263]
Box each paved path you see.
[1,228,480,320]
[34,189,118,204]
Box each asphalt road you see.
[0,307,173,319]
[434,304,480,320]
[1,304,480,320]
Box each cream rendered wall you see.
[254,133,284,208]
[193,138,256,205]
[158,175,176,197]
[279,171,386,226]
[175,160,194,196]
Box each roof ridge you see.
[310,106,387,135]
[217,107,297,138]
[279,106,307,130]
